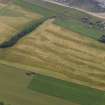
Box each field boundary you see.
[0,59,68,80]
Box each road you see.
[42,0,105,20]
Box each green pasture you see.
[55,19,104,40]
[0,62,72,105]
[29,74,105,105]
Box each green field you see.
[0,63,74,105]
[55,19,104,39]
[0,61,104,105]
[15,0,56,17]
[29,74,105,105]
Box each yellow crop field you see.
[0,4,41,43]
[0,19,105,91]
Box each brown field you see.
[0,19,105,91]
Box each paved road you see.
[42,0,105,19]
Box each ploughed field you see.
[0,0,105,105]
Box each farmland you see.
[0,0,105,105]
[0,3,41,44]
[0,63,73,105]
[1,19,105,91]
[15,0,105,40]
[29,74,105,105]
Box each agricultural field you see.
[0,0,105,105]
[1,19,105,91]
[0,63,73,105]
[29,74,105,105]
[16,0,105,40]
[0,2,41,44]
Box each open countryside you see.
[0,0,105,105]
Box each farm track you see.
[1,20,105,91]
